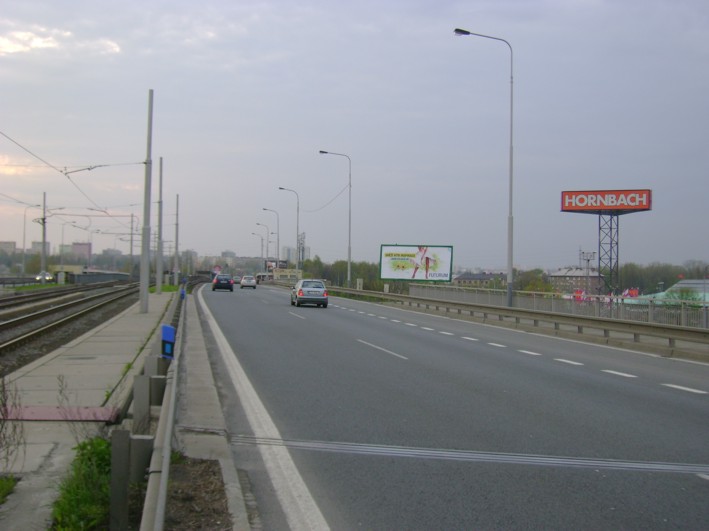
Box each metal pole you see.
[319,151,352,287]
[156,157,163,294]
[263,208,280,267]
[454,28,514,306]
[278,187,300,272]
[140,89,154,313]
[174,194,179,285]
[40,192,47,283]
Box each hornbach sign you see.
[561,189,652,213]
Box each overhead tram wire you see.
[0,129,144,223]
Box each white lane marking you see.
[367,313,376,317]
[405,323,417,327]
[519,350,542,356]
[421,327,435,331]
[555,358,584,366]
[358,311,366,314]
[391,319,401,323]
[349,308,357,312]
[378,316,388,319]
[488,343,506,348]
[439,331,454,336]
[198,290,329,530]
[357,339,408,360]
[462,337,479,342]
[661,384,707,395]
[602,370,637,378]
[288,312,306,320]
[698,474,709,481]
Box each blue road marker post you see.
[161,324,176,359]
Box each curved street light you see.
[278,187,300,271]
[319,150,352,287]
[454,27,515,306]
[262,208,280,267]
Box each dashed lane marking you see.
[661,384,707,394]
[357,339,408,360]
[555,358,584,366]
[602,370,638,378]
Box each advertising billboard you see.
[380,245,453,281]
[561,189,652,213]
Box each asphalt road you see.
[199,284,709,530]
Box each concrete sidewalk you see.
[0,290,246,530]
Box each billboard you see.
[561,189,652,213]
[380,245,453,281]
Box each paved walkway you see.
[0,290,247,530]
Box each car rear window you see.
[217,275,231,280]
[303,281,324,288]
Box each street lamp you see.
[278,187,300,271]
[319,150,352,287]
[454,27,515,307]
[251,232,264,260]
[262,208,280,267]
[256,222,270,266]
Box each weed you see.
[51,437,111,530]
[0,475,18,504]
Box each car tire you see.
[323,303,328,308]
[291,299,295,306]
[295,299,301,307]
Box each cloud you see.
[0,21,119,57]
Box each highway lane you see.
[199,285,709,530]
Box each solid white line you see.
[554,358,584,366]
[198,290,329,530]
[519,350,542,356]
[602,370,637,378]
[288,312,306,320]
[357,339,408,360]
[488,343,506,348]
[439,331,454,336]
[462,337,479,342]
[661,384,707,394]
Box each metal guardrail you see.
[327,286,709,361]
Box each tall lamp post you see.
[278,187,300,272]
[252,232,264,260]
[256,222,270,267]
[319,150,352,287]
[262,208,280,267]
[454,27,515,307]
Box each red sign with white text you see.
[561,189,652,213]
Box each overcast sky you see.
[1,0,707,272]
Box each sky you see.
[1,0,708,272]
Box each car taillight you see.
[213,278,217,283]
[323,290,328,297]
[229,280,234,284]
[298,289,304,296]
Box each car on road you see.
[212,274,234,292]
[240,275,257,289]
[291,279,328,308]
[35,271,54,282]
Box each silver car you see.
[240,275,257,289]
[291,279,328,308]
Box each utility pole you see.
[156,157,164,294]
[139,89,154,314]
[174,194,180,285]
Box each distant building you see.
[452,271,506,288]
[31,241,50,255]
[0,241,16,255]
[548,266,604,294]
[72,242,92,262]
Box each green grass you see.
[51,437,112,530]
[149,284,180,293]
[0,475,18,505]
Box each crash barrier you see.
[327,286,709,361]
[108,284,187,530]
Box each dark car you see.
[291,279,328,307]
[212,274,234,292]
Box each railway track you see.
[0,284,140,374]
